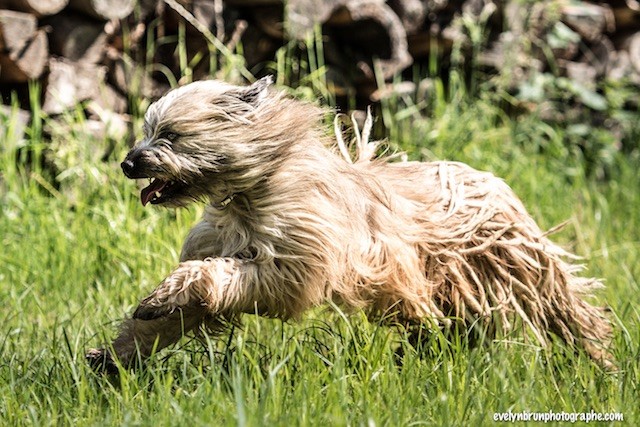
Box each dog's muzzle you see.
[121,159,137,178]
[121,149,150,179]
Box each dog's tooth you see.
[155,191,162,198]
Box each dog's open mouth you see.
[140,178,182,206]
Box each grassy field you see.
[1,70,639,426]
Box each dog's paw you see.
[86,348,119,375]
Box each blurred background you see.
[0,0,639,177]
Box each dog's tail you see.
[334,107,407,164]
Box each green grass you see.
[1,74,639,425]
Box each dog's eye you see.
[159,131,178,142]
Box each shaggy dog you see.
[87,77,613,372]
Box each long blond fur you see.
[87,78,613,372]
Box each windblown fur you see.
[87,77,613,372]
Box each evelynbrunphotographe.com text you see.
[493,410,624,423]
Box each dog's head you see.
[121,77,275,207]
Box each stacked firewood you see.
[0,0,639,143]
[0,0,135,145]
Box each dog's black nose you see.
[121,159,136,178]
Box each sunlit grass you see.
[1,31,638,425]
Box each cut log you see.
[240,24,279,68]
[163,0,229,39]
[0,30,48,83]
[137,0,161,20]
[42,57,107,115]
[89,83,128,115]
[287,0,348,38]
[577,36,614,77]
[250,6,285,39]
[407,31,455,59]
[0,0,68,17]
[43,12,108,63]
[105,50,169,101]
[324,65,356,97]
[560,3,615,41]
[547,22,580,61]
[320,1,412,80]
[627,32,640,73]
[564,60,597,88]
[388,0,427,34]
[192,0,222,38]
[224,0,281,5]
[370,81,416,101]
[0,10,36,53]
[607,49,633,81]
[67,0,135,21]
[612,6,640,31]
[504,0,527,35]
[0,11,45,81]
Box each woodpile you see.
[0,0,639,144]
[0,0,135,147]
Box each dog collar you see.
[212,193,236,210]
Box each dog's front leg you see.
[88,258,244,372]
[87,306,207,373]
[132,258,240,320]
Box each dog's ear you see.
[237,76,273,106]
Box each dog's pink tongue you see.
[140,179,167,206]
